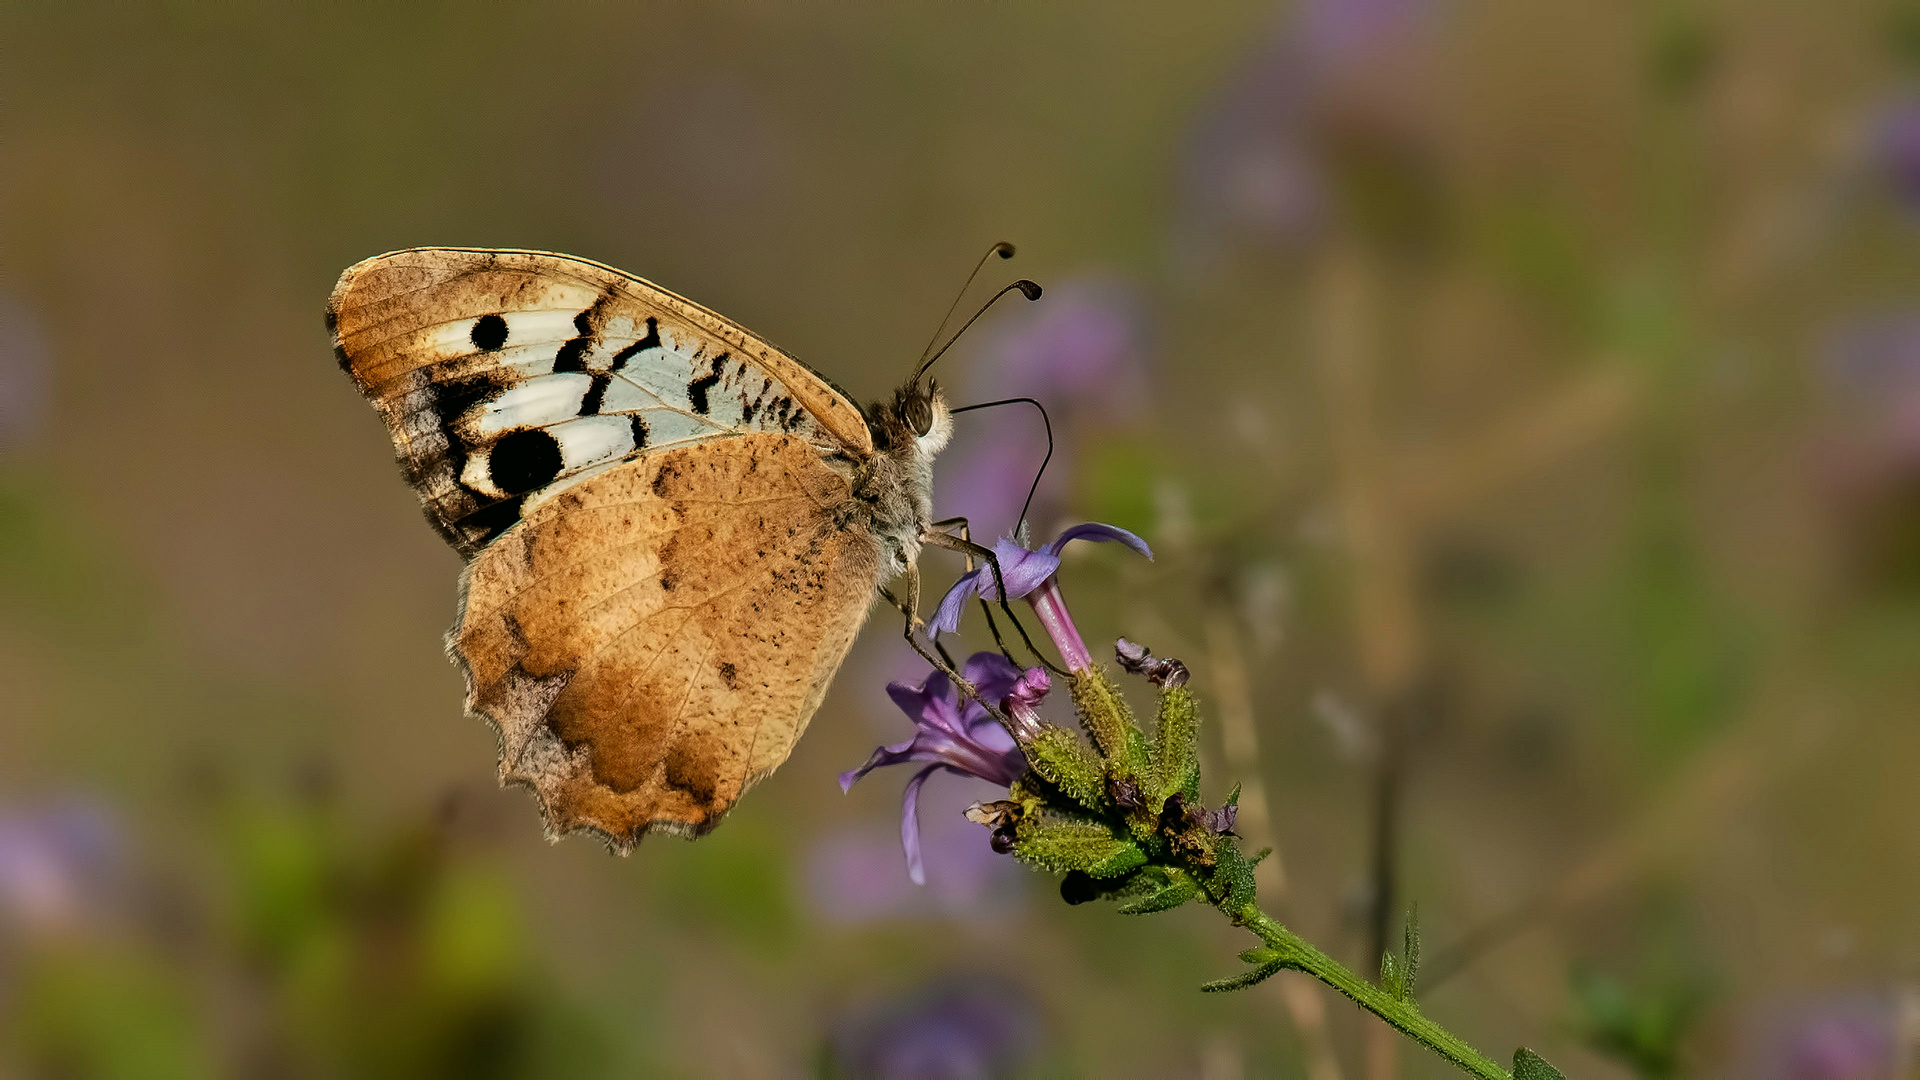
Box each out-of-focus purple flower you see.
[938,277,1150,536]
[1812,314,1920,586]
[829,978,1040,1080]
[1824,313,1920,463]
[840,653,1029,885]
[0,798,120,935]
[1730,991,1915,1080]
[1174,0,1443,267]
[0,291,53,449]
[975,278,1149,412]
[804,803,1023,925]
[930,524,1152,672]
[1876,97,1920,213]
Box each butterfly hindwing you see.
[329,248,873,555]
[454,434,881,848]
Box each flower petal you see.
[962,715,1018,754]
[987,540,1061,599]
[899,764,942,886]
[838,736,920,793]
[929,543,1067,636]
[960,652,1025,710]
[886,668,969,735]
[929,568,988,635]
[1043,522,1153,560]
[1005,666,1051,711]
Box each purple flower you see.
[840,652,1029,885]
[803,812,1022,925]
[1822,313,1920,463]
[930,524,1152,672]
[937,277,1150,536]
[0,797,121,935]
[1001,666,1050,744]
[0,291,52,450]
[1174,0,1443,268]
[1731,992,1911,1080]
[1878,97,1920,213]
[829,978,1040,1080]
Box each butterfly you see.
[329,247,1036,852]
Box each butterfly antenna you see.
[950,396,1053,534]
[916,242,1016,373]
[914,280,1042,385]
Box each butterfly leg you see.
[923,518,1038,670]
[895,560,1009,723]
[878,586,956,669]
[919,530,1067,675]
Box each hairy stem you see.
[1228,904,1509,1080]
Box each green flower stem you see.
[1230,903,1510,1080]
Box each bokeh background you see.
[2,2,1919,1077]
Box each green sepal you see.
[1013,822,1146,878]
[1022,727,1106,813]
[1238,947,1282,966]
[1114,865,1199,915]
[1201,959,1286,993]
[1208,837,1259,911]
[1151,685,1201,804]
[1068,668,1145,772]
[1512,1048,1567,1079]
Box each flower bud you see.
[1001,666,1051,744]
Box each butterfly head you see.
[879,379,952,456]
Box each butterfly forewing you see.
[329,248,872,555]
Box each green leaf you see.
[1067,668,1144,768]
[1403,904,1420,999]
[1023,728,1106,812]
[1013,823,1146,878]
[1201,959,1285,993]
[1208,837,1259,911]
[1114,866,1199,914]
[1151,685,1201,803]
[1512,1048,1567,1080]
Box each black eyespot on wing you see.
[489,429,563,494]
[471,314,508,352]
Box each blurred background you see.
[2,2,1918,1077]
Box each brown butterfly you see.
[329,247,1036,851]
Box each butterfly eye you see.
[904,395,934,437]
